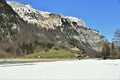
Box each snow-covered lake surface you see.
[0,59,120,80]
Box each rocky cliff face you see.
[8,2,106,51]
[0,1,106,58]
[0,0,37,57]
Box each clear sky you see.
[7,0,120,42]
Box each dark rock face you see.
[0,0,36,57]
[0,0,6,3]
[0,0,106,58]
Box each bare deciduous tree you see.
[112,29,120,58]
[102,41,110,59]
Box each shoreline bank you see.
[0,58,77,63]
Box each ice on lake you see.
[0,59,120,80]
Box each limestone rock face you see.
[8,2,87,29]
[8,2,107,52]
[0,1,107,58]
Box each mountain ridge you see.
[0,0,107,58]
[8,1,87,29]
[8,1,106,51]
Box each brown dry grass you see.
[0,58,77,62]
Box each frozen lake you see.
[0,59,120,80]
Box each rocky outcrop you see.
[8,2,106,52]
[0,0,37,57]
[1,0,6,3]
[0,1,107,58]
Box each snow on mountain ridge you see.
[8,1,87,29]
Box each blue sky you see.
[7,0,120,42]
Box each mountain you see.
[0,0,106,58]
[0,0,38,58]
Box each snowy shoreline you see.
[0,59,120,80]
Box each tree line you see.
[102,29,120,59]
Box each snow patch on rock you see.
[8,1,87,29]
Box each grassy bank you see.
[24,49,76,59]
[0,58,77,63]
